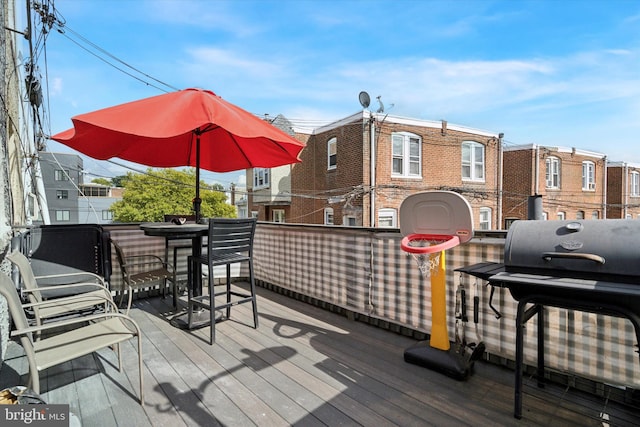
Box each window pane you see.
[393,158,403,174]
[462,145,470,162]
[392,136,404,155]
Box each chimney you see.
[441,120,447,136]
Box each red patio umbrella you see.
[51,88,305,220]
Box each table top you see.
[140,222,207,238]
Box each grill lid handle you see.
[541,252,605,264]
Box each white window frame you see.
[582,161,595,191]
[251,211,259,218]
[272,209,285,223]
[327,137,337,170]
[462,141,485,182]
[542,212,548,221]
[54,169,69,181]
[591,211,599,220]
[377,208,397,228]
[324,207,334,225]
[576,210,585,220]
[253,168,270,189]
[55,210,70,221]
[630,171,640,197]
[479,207,491,230]
[557,211,565,221]
[102,210,113,221]
[545,157,560,189]
[391,132,421,178]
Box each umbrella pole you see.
[193,132,202,222]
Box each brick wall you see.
[503,146,606,222]
[607,164,640,219]
[291,114,501,229]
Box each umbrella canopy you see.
[51,88,306,219]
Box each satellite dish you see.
[359,91,370,109]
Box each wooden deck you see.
[1,284,638,426]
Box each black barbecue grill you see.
[458,219,640,419]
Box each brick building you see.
[606,162,640,219]
[288,112,502,229]
[246,115,309,222]
[502,144,607,226]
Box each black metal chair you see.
[111,239,175,310]
[187,218,258,344]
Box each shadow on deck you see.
[1,285,637,426]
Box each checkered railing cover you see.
[105,223,639,388]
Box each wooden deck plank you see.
[2,288,638,427]
[139,297,286,426]
[243,287,512,426]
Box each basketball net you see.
[406,237,446,279]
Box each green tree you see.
[111,175,127,187]
[91,177,111,186]
[110,168,236,222]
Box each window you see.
[55,210,70,221]
[504,218,518,229]
[542,212,548,220]
[631,172,640,197]
[253,168,270,189]
[327,137,337,170]
[591,211,599,220]
[343,216,357,226]
[102,210,113,220]
[545,157,560,188]
[392,133,421,178]
[251,211,258,218]
[582,161,595,190]
[56,190,68,200]
[576,210,585,220]
[479,207,492,230]
[557,212,565,220]
[272,209,285,223]
[462,141,485,181]
[324,208,334,225]
[378,208,397,228]
[54,170,69,181]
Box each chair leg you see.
[249,259,259,329]
[137,334,144,405]
[226,264,232,319]
[209,266,215,345]
[172,246,179,309]
[187,257,193,329]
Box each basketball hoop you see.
[401,234,460,279]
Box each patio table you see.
[140,222,208,329]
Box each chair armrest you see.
[11,312,141,337]
[22,293,118,313]
[22,282,110,295]
[35,271,106,286]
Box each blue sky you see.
[32,0,640,188]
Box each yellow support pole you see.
[429,251,450,351]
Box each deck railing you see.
[103,222,639,394]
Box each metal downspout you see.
[497,134,503,229]
[369,112,375,227]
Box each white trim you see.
[504,144,605,159]
[308,111,499,138]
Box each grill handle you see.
[541,252,605,264]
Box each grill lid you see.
[504,219,640,283]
